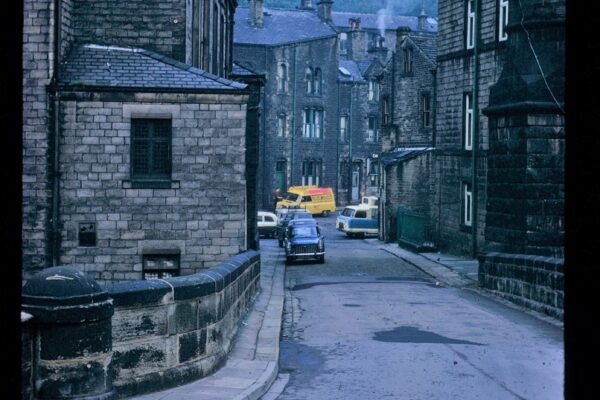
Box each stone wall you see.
[21,250,260,399]
[56,90,248,282]
[479,252,563,320]
[72,0,187,61]
[435,0,507,256]
[23,0,54,276]
[234,36,340,210]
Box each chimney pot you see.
[317,1,333,22]
[418,5,428,31]
[300,0,314,9]
[397,26,411,43]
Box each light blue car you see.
[336,204,379,238]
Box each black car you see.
[284,219,325,264]
[276,210,313,247]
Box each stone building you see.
[434,0,510,257]
[22,0,259,282]
[233,1,339,209]
[234,1,438,209]
[378,26,437,246]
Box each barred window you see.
[498,0,509,42]
[421,92,431,128]
[367,116,378,142]
[303,108,323,138]
[131,119,172,184]
[403,48,413,74]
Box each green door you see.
[275,160,287,192]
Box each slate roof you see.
[232,62,261,76]
[332,11,437,33]
[380,147,433,166]
[234,7,337,46]
[407,32,437,64]
[338,60,363,82]
[59,44,247,91]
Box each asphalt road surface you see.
[261,213,563,400]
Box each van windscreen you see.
[283,192,299,202]
[341,208,355,217]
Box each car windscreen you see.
[283,192,299,201]
[293,212,312,219]
[291,227,318,238]
[341,208,355,217]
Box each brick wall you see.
[479,252,563,320]
[57,90,248,282]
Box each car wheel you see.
[278,239,283,247]
[285,256,292,265]
[321,210,329,217]
[346,232,354,237]
[358,232,366,239]
[317,255,325,264]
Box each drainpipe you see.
[291,45,297,186]
[336,79,341,202]
[471,0,481,258]
[432,68,437,148]
[50,0,63,266]
[262,47,268,207]
[347,82,354,204]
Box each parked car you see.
[336,203,379,238]
[276,186,336,217]
[284,219,325,264]
[257,211,278,238]
[275,208,312,247]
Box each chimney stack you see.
[396,26,411,45]
[253,0,264,28]
[317,1,333,22]
[300,0,314,9]
[349,17,361,31]
[418,4,428,31]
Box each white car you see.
[257,211,278,238]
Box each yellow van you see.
[276,186,336,217]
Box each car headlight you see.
[318,240,324,251]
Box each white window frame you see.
[303,108,323,139]
[403,48,413,73]
[463,183,473,227]
[277,114,287,137]
[499,0,509,42]
[464,93,473,150]
[368,81,375,101]
[422,92,431,128]
[314,68,322,95]
[278,63,288,93]
[305,67,313,94]
[466,0,476,50]
[302,159,322,186]
[367,116,378,142]
[340,115,348,142]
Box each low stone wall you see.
[478,252,563,320]
[21,250,260,400]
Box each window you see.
[143,252,180,279]
[466,0,476,50]
[314,68,322,95]
[339,115,348,142]
[305,67,313,94]
[367,159,379,187]
[78,222,96,247]
[463,93,473,150]
[367,116,378,142]
[278,63,288,93]
[339,32,348,55]
[277,113,287,137]
[368,32,378,49]
[499,0,509,42]
[403,48,413,74]
[368,80,379,101]
[463,183,473,227]
[382,96,391,125]
[303,108,323,138]
[302,159,322,186]
[421,92,431,128]
[131,119,172,186]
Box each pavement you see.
[128,239,484,400]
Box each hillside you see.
[237,1,438,17]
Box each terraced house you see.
[22,0,260,282]
[234,0,438,208]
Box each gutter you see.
[48,84,250,96]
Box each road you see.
[261,214,564,400]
